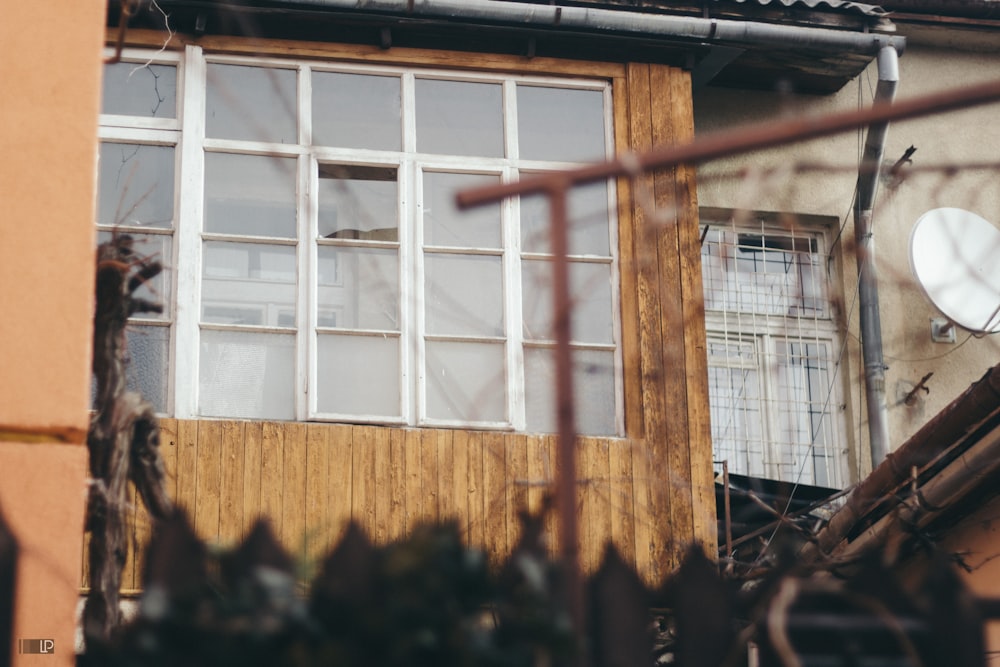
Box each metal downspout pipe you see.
[854,46,899,468]
[277,0,905,54]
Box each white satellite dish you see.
[910,207,1000,334]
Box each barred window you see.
[701,214,845,487]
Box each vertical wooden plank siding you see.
[219,420,246,546]
[403,430,422,532]
[93,61,717,594]
[242,421,264,534]
[305,424,330,560]
[649,64,693,573]
[668,71,717,551]
[194,420,223,541]
[327,424,353,549]
[437,429,456,522]
[352,425,378,535]
[464,431,485,552]
[387,429,407,542]
[450,429,469,540]
[625,61,665,584]
[373,426,392,544]
[282,423,308,562]
[482,431,507,567]
[608,438,636,567]
[505,434,528,551]
[259,421,285,543]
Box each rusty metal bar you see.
[547,180,585,659]
[456,77,1000,209]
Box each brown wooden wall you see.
[90,421,685,594]
[92,34,716,593]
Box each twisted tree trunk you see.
[83,234,172,643]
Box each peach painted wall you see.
[0,1,104,665]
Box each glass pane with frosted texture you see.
[98,143,174,228]
[702,229,828,318]
[202,242,296,327]
[517,86,605,163]
[200,330,295,420]
[774,340,838,486]
[423,172,501,248]
[425,341,505,423]
[416,79,503,157]
[318,246,399,331]
[313,72,401,150]
[127,324,170,413]
[522,259,614,344]
[317,334,400,417]
[102,62,177,118]
[206,64,296,143]
[706,338,765,478]
[96,231,172,320]
[520,179,612,256]
[318,165,398,240]
[205,153,297,238]
[524,347,616,436]
[425,255,503,337]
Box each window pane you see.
[520,180,612,256]
[313,72,401,150]
[423,172,501,248]
[317,334,400,416]
[318,165,398,240]
[96,231,172,320]
[701,229,827,318]
[318,246,398,331]
[517,85,605,162]
[205,153,297,238]
[416,79,503,157]
[98,143,174,228]
[206,64,296,143]
[102,62,177,118]
[127,324,170,413]
[522,259,614,344]
[524,347,616,436]
[425,341,505,423]
[202,242,296,327]
[199,330,295,420]
[706,339,765,478]
[774,340,838,487]
[425,255,503,337]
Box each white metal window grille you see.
[97,47,622,436]
[700,215,845,487]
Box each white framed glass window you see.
[700,213,845,487]
[98,46,622,436]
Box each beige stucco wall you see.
[694,27,1000,482]
[0,1,104,664]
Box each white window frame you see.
[100,45,624,436]
[700,211,847,487]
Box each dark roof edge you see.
[807,363,1000,560]
[210,0,905,53]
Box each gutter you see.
[853,46,899,469]
[252,0,905,54]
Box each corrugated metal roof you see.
[722,0,888,17]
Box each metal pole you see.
[854,46,898,467]
[548,180,585,659]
